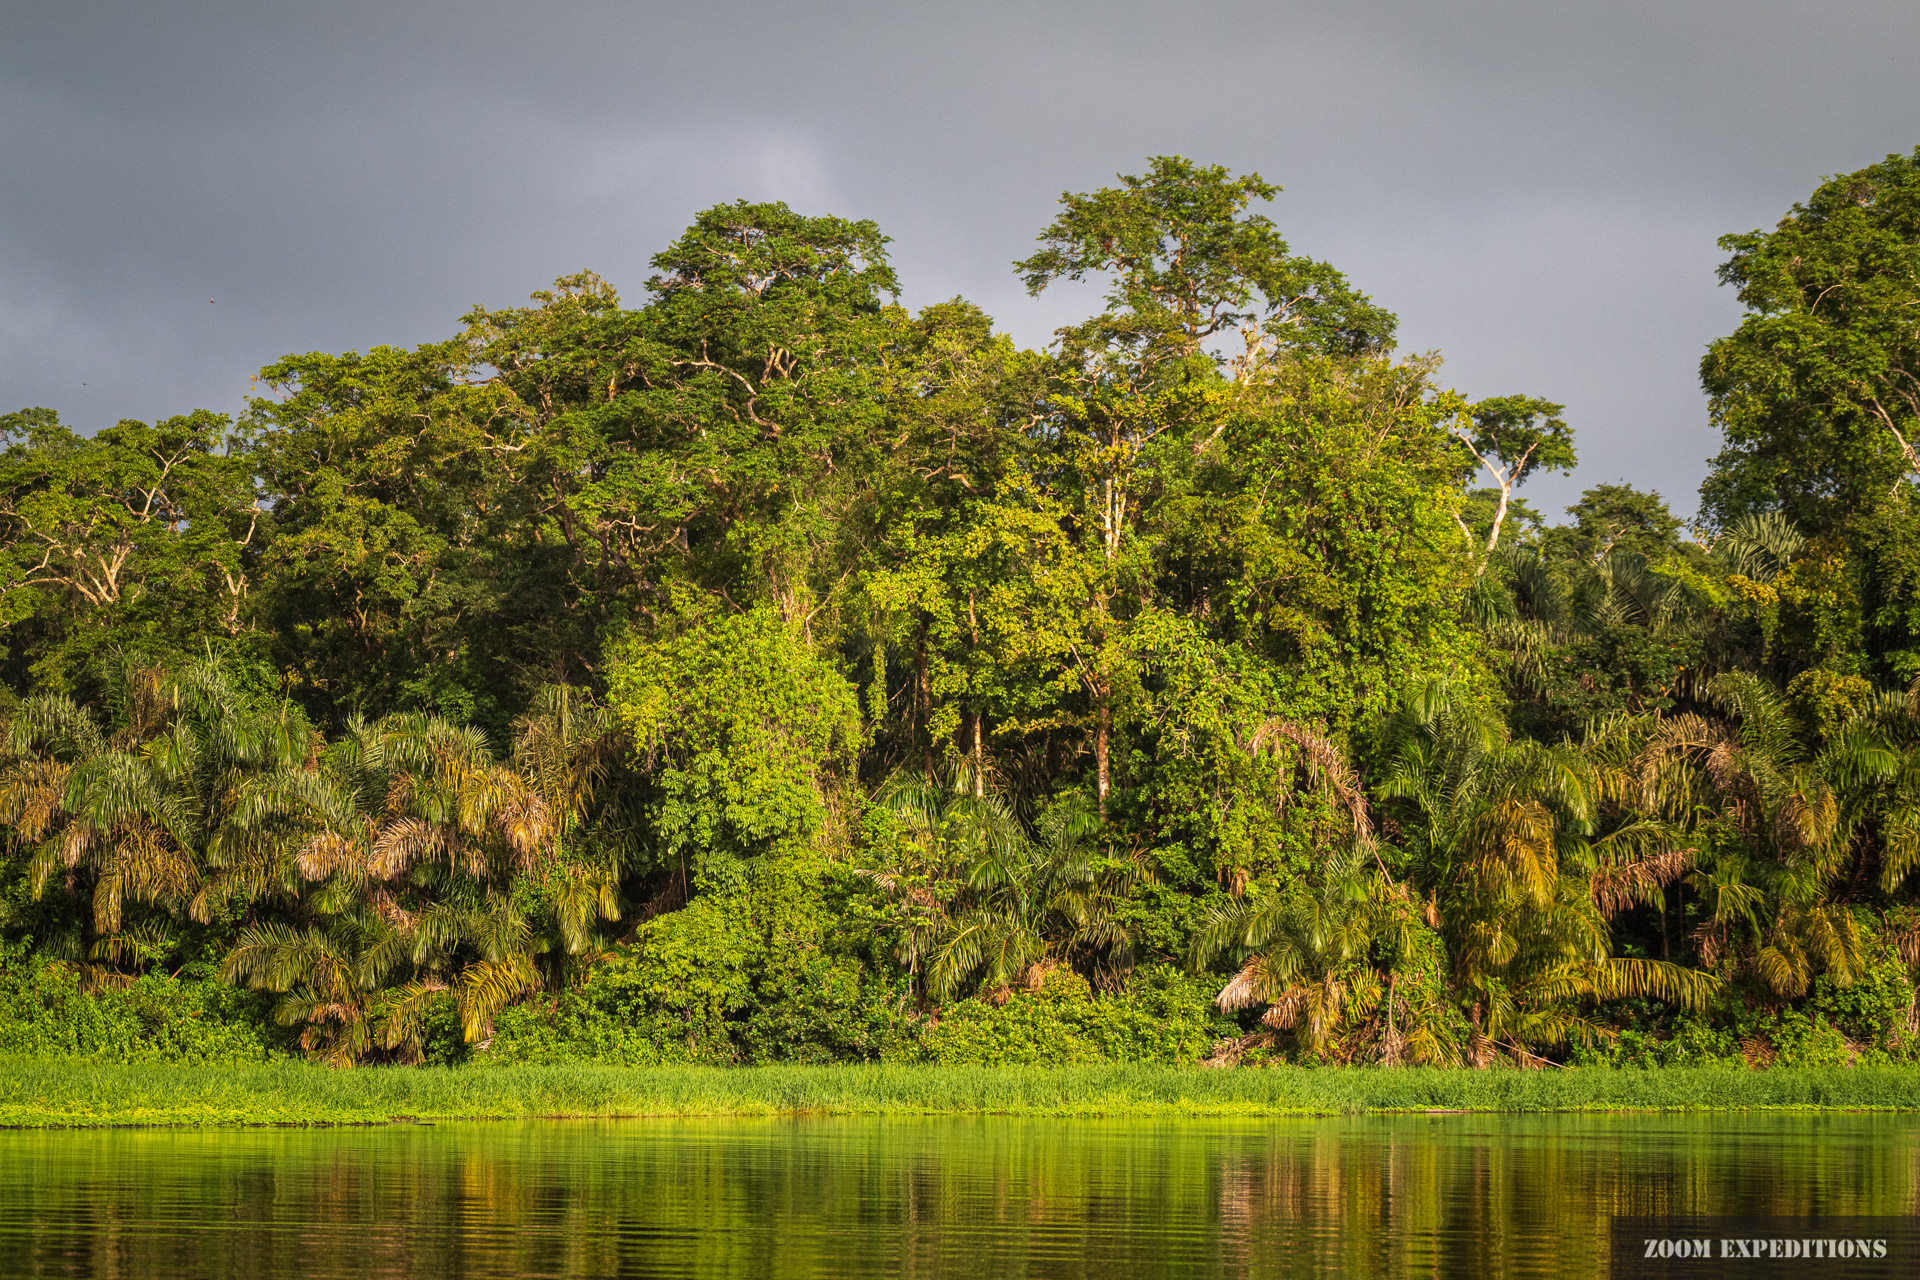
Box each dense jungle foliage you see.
[6,151,1920,1070]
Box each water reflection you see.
[0,1114,1913,1278]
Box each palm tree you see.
[856,761,1028,992]
[1481,544,1708,709]
[214,711,555,1060]
[211,688,655,1064]
[221,918,381,1065]
[512,685,636,846]
[1182,713,1462,1064]
[0,657,310,948]
[509,685,634,966]
[1615,672,1882,996]
[221,886,545,1065]
[1190,843,1458,1065]
[928,797,1136,1001]
[1865,684,1920,895]
[1375,681,1715,1063]
[219,712,549,887]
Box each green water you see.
[0,1116,1914,1278]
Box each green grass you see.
[4,1060,1920,1126]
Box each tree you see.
[1608,673,1881,997]
[216,710,576,1061]
[1210,354,1479,727]
[929,799,1136,1000]
[863,479,1079,799]
[1190,844,1458,1065]
[570,201,899,621]
[511,684,638,961]
[858,763,1028,990]
[1374,682,1714,1061]
[1482,535,1710,736]
[248,203,903,734]
[1016,156,1396,359]
[246,340,548,731]
[607,606,862,889]
[1013,158,1398,813]
[0,657,310,954]
[1700,148,1920,532]
[14,153,1920,1075]
[859,301,1049,786]
[0,409,262,691]
[1543,484,1690,564]
[1453,395,1575,560]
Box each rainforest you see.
[6,150,1920,1081]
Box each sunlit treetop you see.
[1016,156,1397,360]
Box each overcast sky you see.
[3,1,1916,520]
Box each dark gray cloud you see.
[4,0,1917,519]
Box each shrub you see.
[484,851,921,1066]
[608,607,862,884]
[0,945,282,1064]
[1808,943,1917,1059]
[1761,1008,1853,1068]
[922,965,1235,1066]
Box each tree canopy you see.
[3,152,1920,1073]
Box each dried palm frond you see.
[1249,717,1373,844]
[1201,1030,1275,1067]
[1590,846,1695,915]
[1886,917,1920,969]
[297,829,361,882]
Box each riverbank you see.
[5,1060,1920,1126]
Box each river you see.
[0,1114,1914,1277]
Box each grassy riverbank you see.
[4,1060,1920,1126]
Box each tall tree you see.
[1542,484,1689,565]
[1454,395,1575,559]
[0,409,261,691]
[1701,148,1920,531]
[567,201,899,622]
[859,299,1047,783]
[1014,157,1397,812]
[246,340,546,731]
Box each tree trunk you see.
[1094,679,1111,818]
[966,591,984,796]
[1483,478,1512,560]
[916,621,932,782]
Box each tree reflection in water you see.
[0,1115,1913,1279]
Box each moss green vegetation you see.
[6,152,1920,1078]
[0,947,279,1065]
[5,1061,1920,1128]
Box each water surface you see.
[1,1114,1915,1278]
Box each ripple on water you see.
[0,1114,1913,1279]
